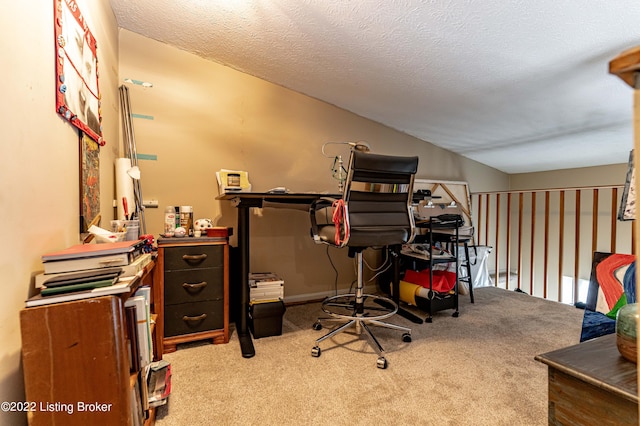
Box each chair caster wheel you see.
[426,317,433,323]
[311,346,321,357]
[452,312,459,318]
[377,357,388,369]
[402,333,412,343]
[312,321,322,331]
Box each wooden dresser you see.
[20,260,158,425]
[157,237,229,353]
[535,333,638,426]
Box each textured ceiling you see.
[109,0,640,174]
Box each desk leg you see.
[237,205,255,358]
[391,246,423,324]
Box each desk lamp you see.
[322,141,371,192]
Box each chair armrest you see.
[309,197,337,243]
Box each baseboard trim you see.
[284,284,378,305]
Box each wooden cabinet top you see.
[535,333,638,403]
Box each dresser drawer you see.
[163,245,224,271]
[164,267,224,305]
[164,300,225,337]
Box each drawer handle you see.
[182,254,208,262]
[182,314,207,322]
[182,281,208,290]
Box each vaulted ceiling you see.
[109,0,640,174]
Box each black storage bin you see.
[415,293,456,313]
[249,300,286,338]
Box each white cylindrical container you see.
[180,206,194,237]
[164,206,175,237]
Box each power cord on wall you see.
[363,247,392,283]
[325,245,395,297]
[325,245,340,296]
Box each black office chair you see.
[309,149,418,369]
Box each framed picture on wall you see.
[54,0,103,144]
[80,132,100,233]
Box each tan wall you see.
[0,1,120,424]
[509,163,628,190]
[118,29,509,301]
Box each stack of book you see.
[27,240,151,307]
[146,360,172,408]
[125,286,153,371]
[125,285,159,425]
[248,272,284,303]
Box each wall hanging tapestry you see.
[54,0,103,144]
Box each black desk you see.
[216,192,339,358]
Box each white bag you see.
[459,245,493,288]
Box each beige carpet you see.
[155,287,585,425]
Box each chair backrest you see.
[342,151,419,248]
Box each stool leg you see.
[361,321,384,356]
[315,319,357,345]
[312,251,411,369]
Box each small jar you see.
[180,206,194,237]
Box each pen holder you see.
[111,220,140,241]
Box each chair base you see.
[311,293,412,369]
